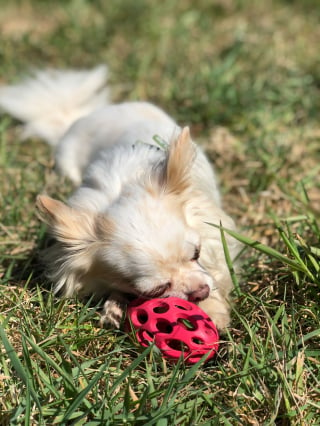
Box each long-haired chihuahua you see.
[0,66,240,330]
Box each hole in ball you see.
[156,319,173,334]
[166,339,189,352]
[136,309,148,324]
[143,330,154,340]
[139,329,154,346]
[174,303,192,311]
[192,337,204,345]
[177,318,197,331]
[153,303,169,314]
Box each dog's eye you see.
[191,246,200,261]
[144,282,171,298]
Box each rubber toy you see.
[126,297,219,364]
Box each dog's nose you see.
[187,284,210,303]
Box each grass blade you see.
[209,223,309,274]
[61,362,109,422]
[0,325,42,416]
[110,345,152,394]
[219,223,241,296]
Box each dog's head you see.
[37,128,212,302]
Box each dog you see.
[0,65,240,330]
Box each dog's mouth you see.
[139,284,210,303]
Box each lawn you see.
[0,0,320,424]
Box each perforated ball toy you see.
[126,297,219,364]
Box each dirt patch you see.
[0,2,65,40]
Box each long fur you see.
[0,66,241,330]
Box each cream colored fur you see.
[0,66,240,330]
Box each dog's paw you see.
[198,292,231,332]
[100,299,125,329]
[207,311,230,331]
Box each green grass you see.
[1,0,320,423]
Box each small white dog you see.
[0,65,240,330]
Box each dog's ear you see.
[161,126,195,195]
[36,195,99,245]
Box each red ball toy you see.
[126,297,219,364]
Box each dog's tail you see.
[0,65,109,146]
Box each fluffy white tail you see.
[0,65,109,146]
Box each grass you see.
[1,0,320,423]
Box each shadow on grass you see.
[2,233,54,292]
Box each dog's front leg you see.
[198,289,231,331]
[100,292,128,329]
